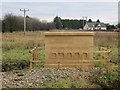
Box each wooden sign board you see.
[44,32,94,68]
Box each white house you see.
[83,22,107,30]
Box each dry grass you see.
[2,30,119,71]
[2,31,118,50]
[94,31,118,47]
[2,31,45,50]
[2,31,119,87]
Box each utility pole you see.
[82,17,85,29]
[20,9,29,35]
[85,16,87,24]
[82,16,87,30]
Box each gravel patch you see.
[2,67,103,88]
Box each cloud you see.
[118,1,120,23]
[2,2,118,24]
[2,0,119,2]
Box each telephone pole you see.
[82,17,85,29]
[85,16,87,24]
[82,16,87,30]
[20,9,29,35]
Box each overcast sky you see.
[1,1,119,25]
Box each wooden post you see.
[29,52,33,71]
[29,62,33,72]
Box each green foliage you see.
[2,59,29,71]
[53,16,86,29]
[61,19,85,29]
[88,19,92,22]
[98,68,119,88]
[53,78,72,88]
[2,13,55,33]
[2,48,45,71]
[53,16,63,29]
[34,49,45,67]
[2,13,19,32]
[110,56,120,64]
[2,49,30,61]
[39,77,87,88]
[118,23,120,28]
[94,62,103,67]
[96,19,100,23]
[106,24,116,30]
[2,49,30,71]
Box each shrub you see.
[39,77,87,88]
[2,60,29,72]
[2,49,30,71]
[94,62,103,67]
[97,68,119,88]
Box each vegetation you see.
[88,19,92,22]
[2,30,119,88]
[97,64,119,88]
[53,16,63,29]
[118,23,120,28]
[2,31,44,71]
[61,19,85,29]
[93,32,119,88]
[2,31,118,71]
[39,77,87,88]
[96,19,100,23]
[2,13,56,33]
[2,14,117,33]
[106,24,116,30]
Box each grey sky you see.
[118,1,120,23]
[1,2,118,25]
[2,0,119,2]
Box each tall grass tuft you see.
[2,31,44,50]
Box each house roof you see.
[86,22,96,27]
[99,23,106,27]
[86,22,106,27]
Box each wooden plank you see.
[44,64,59,68]
[94,50,111,53]
[44,63,94,68]
[30,60,43,63]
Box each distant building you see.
[83,22,107,30]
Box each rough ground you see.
[2,67,104,88]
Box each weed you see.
[2,31,118,71]
[98,69,119,88]
[39,77,87,88]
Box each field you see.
[2,30,119,88]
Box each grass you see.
[94,42,119,88]
[2,30,119,88]
[2,31,45,71]
[97,66,119,88]
[94,31,118,47]
[39,77,88,88]
[2,31,44,50]
[3,49,29,61]
[2,30,119,71]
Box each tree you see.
[2,13,56,33]
[106,24,116,31]
[88,19,92,22]
[96,19,100,23]
[61,19,85,29]
[118,23,120,28]
[53,16,63,29]
[2,13,19,32]
[0,19,2,32]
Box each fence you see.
[29,47,45,71]
[29,46,112,71]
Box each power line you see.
[20,8,29,35]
